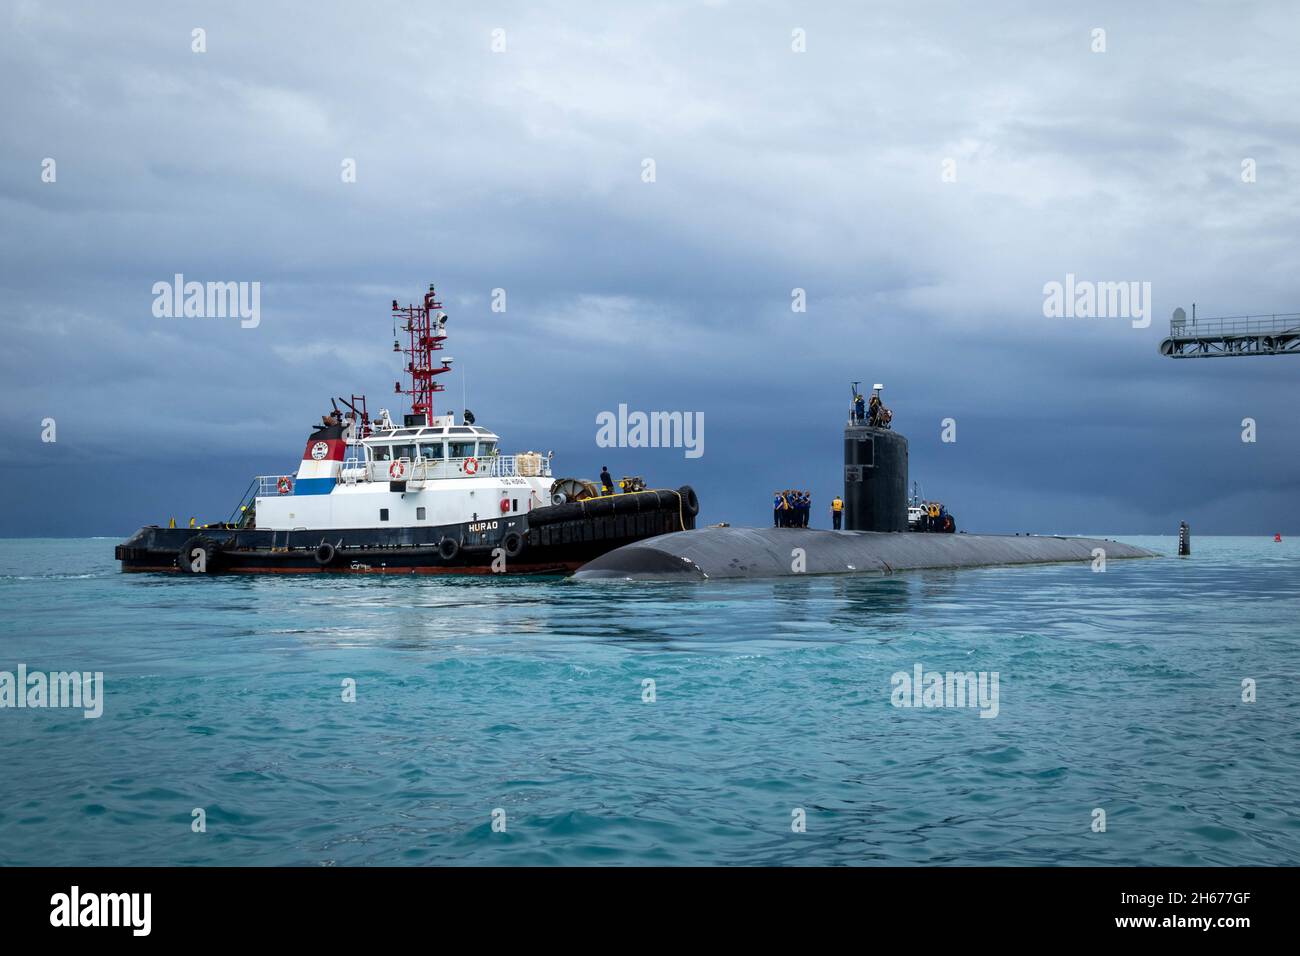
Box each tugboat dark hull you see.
[116,487,698,576]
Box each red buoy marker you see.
[1275,533,1283,542]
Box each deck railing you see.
[1169,313,1300,337]
[256,453,551,497]
[256,475,292,496]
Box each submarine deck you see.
[572,526,1158,581]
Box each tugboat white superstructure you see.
[255,412,552,533]
[116,284,698,575]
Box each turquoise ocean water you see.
[0,535,1296,866]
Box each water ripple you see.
[0,535,1296,865]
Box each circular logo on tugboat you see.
[311,441,329,461]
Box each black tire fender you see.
[501,531,524,558]
[177,536,219,574]
[438,537,460,561]
[314,542,337,566]
[678,485,700,517]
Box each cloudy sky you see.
[3,0,1297,537]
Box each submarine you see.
[574,386,1157,581]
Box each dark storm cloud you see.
[2,0,1297,536]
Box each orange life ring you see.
[389,460,406,479]
[463,457,479,475]
[277,476,293,495]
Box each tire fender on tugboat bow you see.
[177,535,221,574]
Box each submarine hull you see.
[572,527,1157,581]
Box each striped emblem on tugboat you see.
[301,438,346,462]
[294,425,346,494]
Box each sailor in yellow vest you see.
[831,495,844,530]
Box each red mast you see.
[391,283,451,424]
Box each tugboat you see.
[115,284,698,575]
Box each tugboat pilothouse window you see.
[480,442,498,456]
[372,446,393,461]
[420,443,445,460]
[392,444,415,460]
[449,441,474,458]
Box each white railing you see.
[1170,313,1300,337]
[482,454,551,478]
[256,475,295,496]
[341,454,552,484]
[255,454,552,496]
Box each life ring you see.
[389,460,406,479]
[463,457,479,475]
[438,537,460,561]
[277,476,293,495]
[314,542,337,566]
[501,531,524,558]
